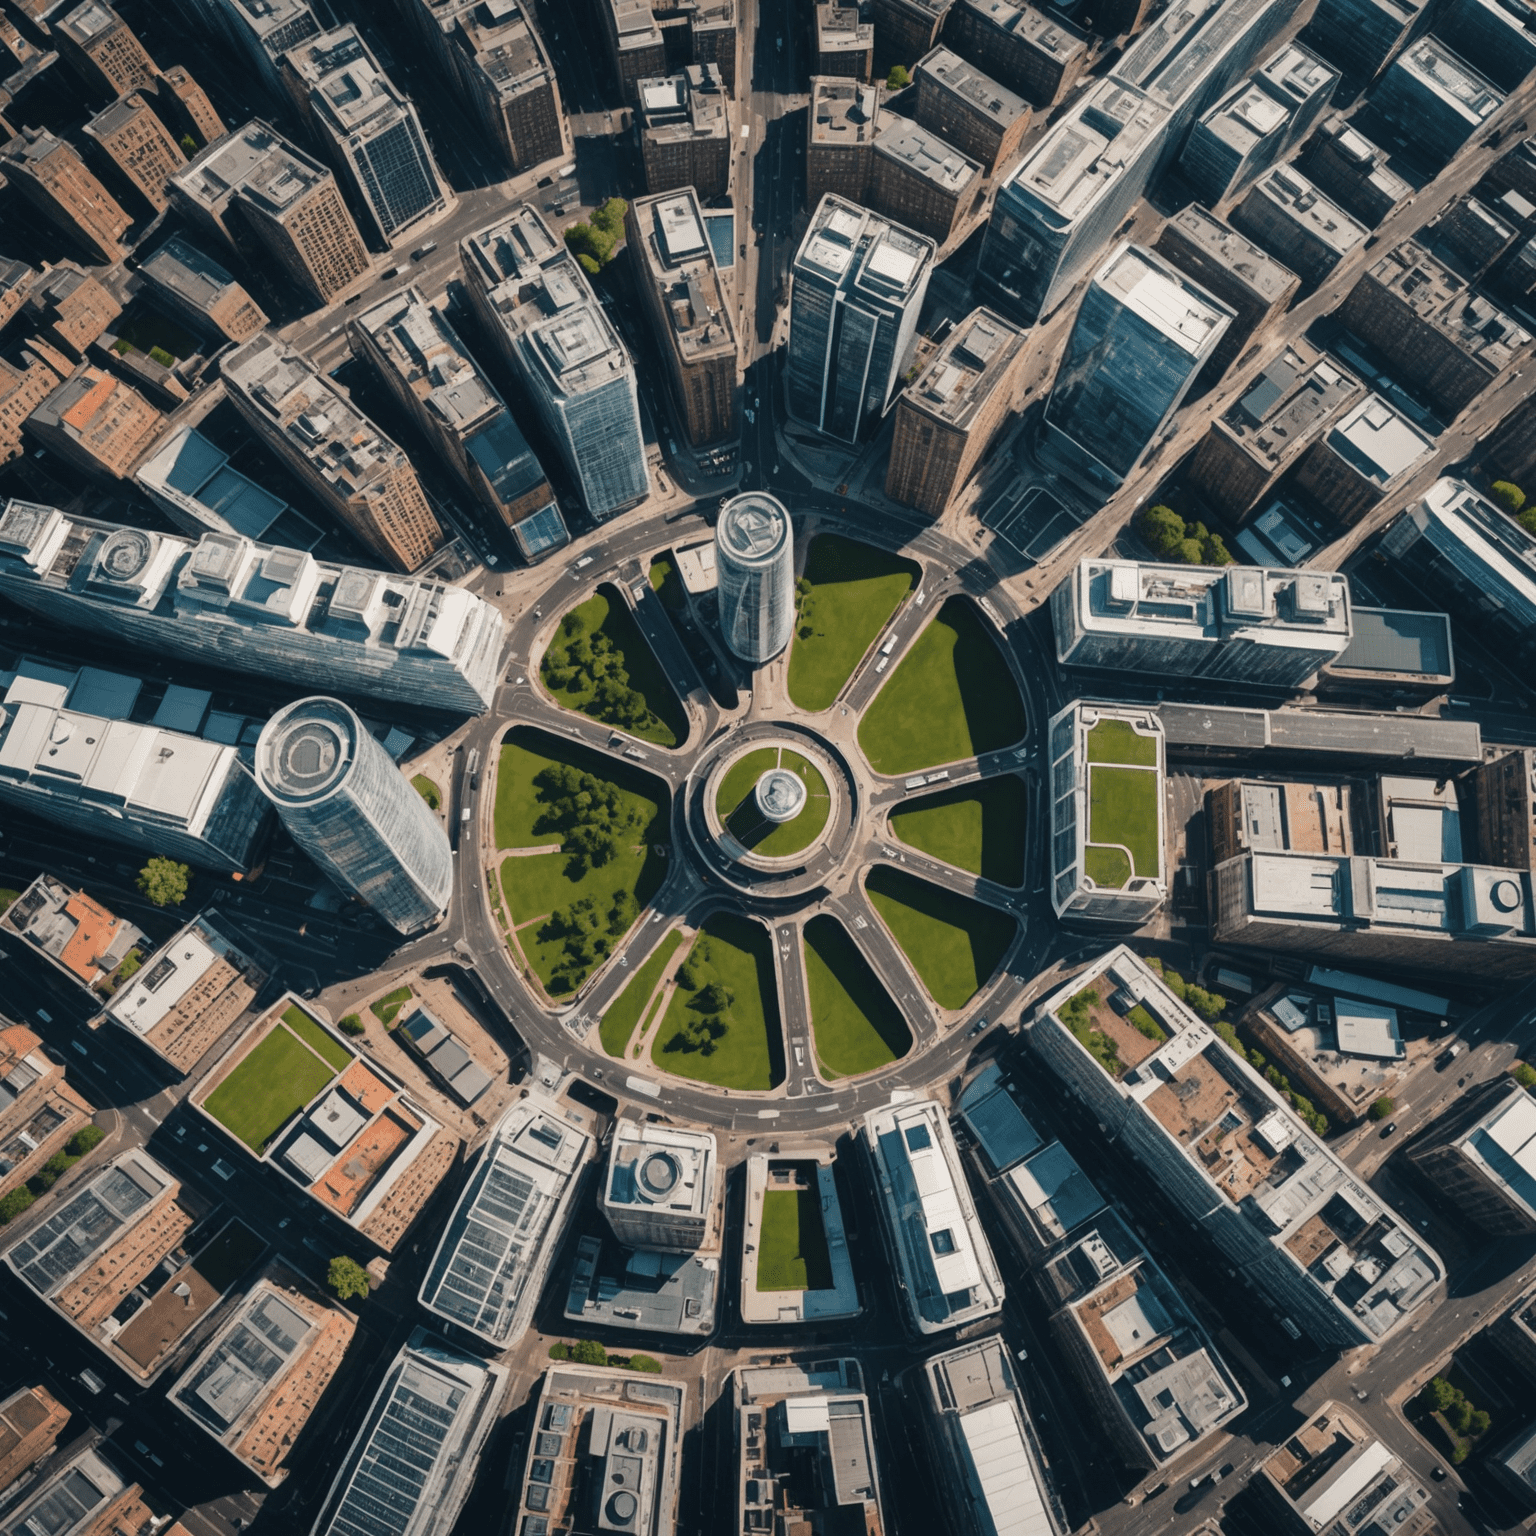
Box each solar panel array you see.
[329,1362,465,1536]
[8,1165,159,1294]
[421,1150,541,1341]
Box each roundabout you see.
[446,496,1062,1133]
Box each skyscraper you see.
[54,0,157,96]
[169,122,370,307]
[221,332,444,572]
[786,195,934,443]
[137,236,266,343]
[461,205,649,521]
[716,492,794,664]
[350,286,566,563]
[82,91,186,212]
[281,27,453,249]
[254,696,452,933]
[1042,243,1233,496]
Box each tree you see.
[1492,480,1526,514]
[577,253,601,276]
[67,1125,104,1157]
[0,1186,33,1223]
[886,64,910,89]
[695,982,733,1015]
[327,1255,370,1301]
[1369,1096,1394,1120]
[1422,1377,1457,1413]
[137,857,189,907]
[338,1013,366,1036]
[179,134,198,156]
[1136,503,1186,557]
[570,1338,608,1366]
[1515,1062,1536,1089]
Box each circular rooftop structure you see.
[756,768,807,823]
[255,697,360,805]
[638,1150,681,1201]
[96,528,154,582]
[717,493,789,566]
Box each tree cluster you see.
[539,887,641,993]
[328,1255,370,1301]
[0,1125,109,1222]
[548,1339,663,1372]
[532,762,643,874]
[1135,504,1233,566]
[563,199,629,276]
[137,856,189,908]
[1418,1376,1490,1462]
[663,940,731,1056]
[543,611,661,739]
[886,65,910,89]
[1515,1061,1536,1089]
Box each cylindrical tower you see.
[254,696,452,934]
[715,492,794,663]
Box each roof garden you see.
[1056,984,1168,1079]
[1084,718,1161,890]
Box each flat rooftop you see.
[1157,699,1482,762]
[1324,393,1435,484]
[816,3,871,51]
[1196,80,1292,161]
[1096,244,1231,357]
[139,236,245,314]
[1393,36,1504,123]
[874,117,981,193]
[1112,0,1276,112]
[903,306,1025,432]
[564,1232,718,1334]
[1158,205,1299,303]
[1256,40,1338,105]
[1394,477,1536,617]
[1330,607,1452,679]
[1249,167,1370,257]
[173,120,331,217]
[919,46,1029,126]
[796,193,935,301]
[1217,346,1361,467]
[633,190,737,364]
[960,0,1087,65]
[809,75,879,147]
[957,1060,1043,1174]
[1003,1138,1107,1244]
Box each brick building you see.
[1231,166,1369,285]
[872,0,953,69]
[137,236,267,343]
[815,3,873,78]
[0,344,65,465]
[870,117,981,245]
[627,189,739,445]
[18,261,121,359]
[83,90,186,211]
[886,306,1026,514]
[151,64,224,146]
[0,258,33,331]
[53,0,156,96]
[1297,114,1411,227]
[26,365,164,480]
[639,64,729,198]
[1337,240,1531,417]
[0,127,132,263]
[944,0,1087,108]
[1153,204,1299,380]
[807,75,880,207]
[913,46,1030,173]
[1462,749,1536,871]
[0,1023,94,1207]
[1292,392,1436,527]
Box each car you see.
[1380,1121,1398,1137]
[1436,1044,1465,1070]
[970,1017,990,1036]
[411,242,437,260]
[78,1369,105,1395]
[1431,1467,1448,1482]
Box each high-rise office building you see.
[0,501,506,714]
[403,0,565,173]
[1030,947,1444,1346]
[1305,0,1429,82]
[0,128,132,263]
[53,0,156,96]
[869,118,982,246]
[349,286,567,564]
[82,90,186,211]
[1436,0,1536,90]
[1406,1080,1536,1235]
[787,194,934,442]
[221,331,444,572]
[1382,478,1536,663]
[170,122,370,307]
[461,205,649,521]
[979,80,1168,322]
[137,235,266,342]
[1052,558,1353,685]
[281,27,453,249]
[716,492,794,664]
[1041,243,1233,495]
[626,189,739,447]
[254,696,452,933]
[1339,240,1530,416]
[886,306,1027,516]
[191,0,321,98]
[1298,114,1411,227]
[311,1329,506,1536]
[638,65,729,198]
[0,663,270,872]
[1292,392,1435,529]
[1375,36,1504,162]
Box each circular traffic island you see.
[687,725,857,899]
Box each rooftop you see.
[395,1005,492,1105]
[1159,205,1299,301]
[957,1060,1044,1173]
[1002,1139,1108,1245]
[874,117,982,193]
[418,1094,591,1346]
[605,1121,717,1225]
[1215,346,1361,468]
[172,120,332,218]
[809,75,879,147]
[1038,947,1444,1341]
[4,873,141,987]
[1195,80,1293,161]
[1001,79,1168,226]
[1359,240,1531,372]
[863,1097,1004,1332]
[515,1364,685,1536]
[719,493,790,563]
[563,1231,719,1335]
[901,307,1025,431]
[445,0,557,106]
[1247,167,1370,257]
[1392,36,1504,123]
[1324,393,1436,483]
[918,46,1029,127]
[0,1446,137,1536]
[736,1359,883,1535]
[922,1338,1067,1536]
[816,3,872,51]
[1330,607,1453,680]
[1391,477,1536,615]
[1156,698,1482,762]
[1096,243,1232,357]
[139,236,249,316]
[797,193,936,302]
[638,64,727,139]
[1112,0,1277,113]
[133,429,311,546]
[632,190,737,364]
[1255,40,1338,107]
